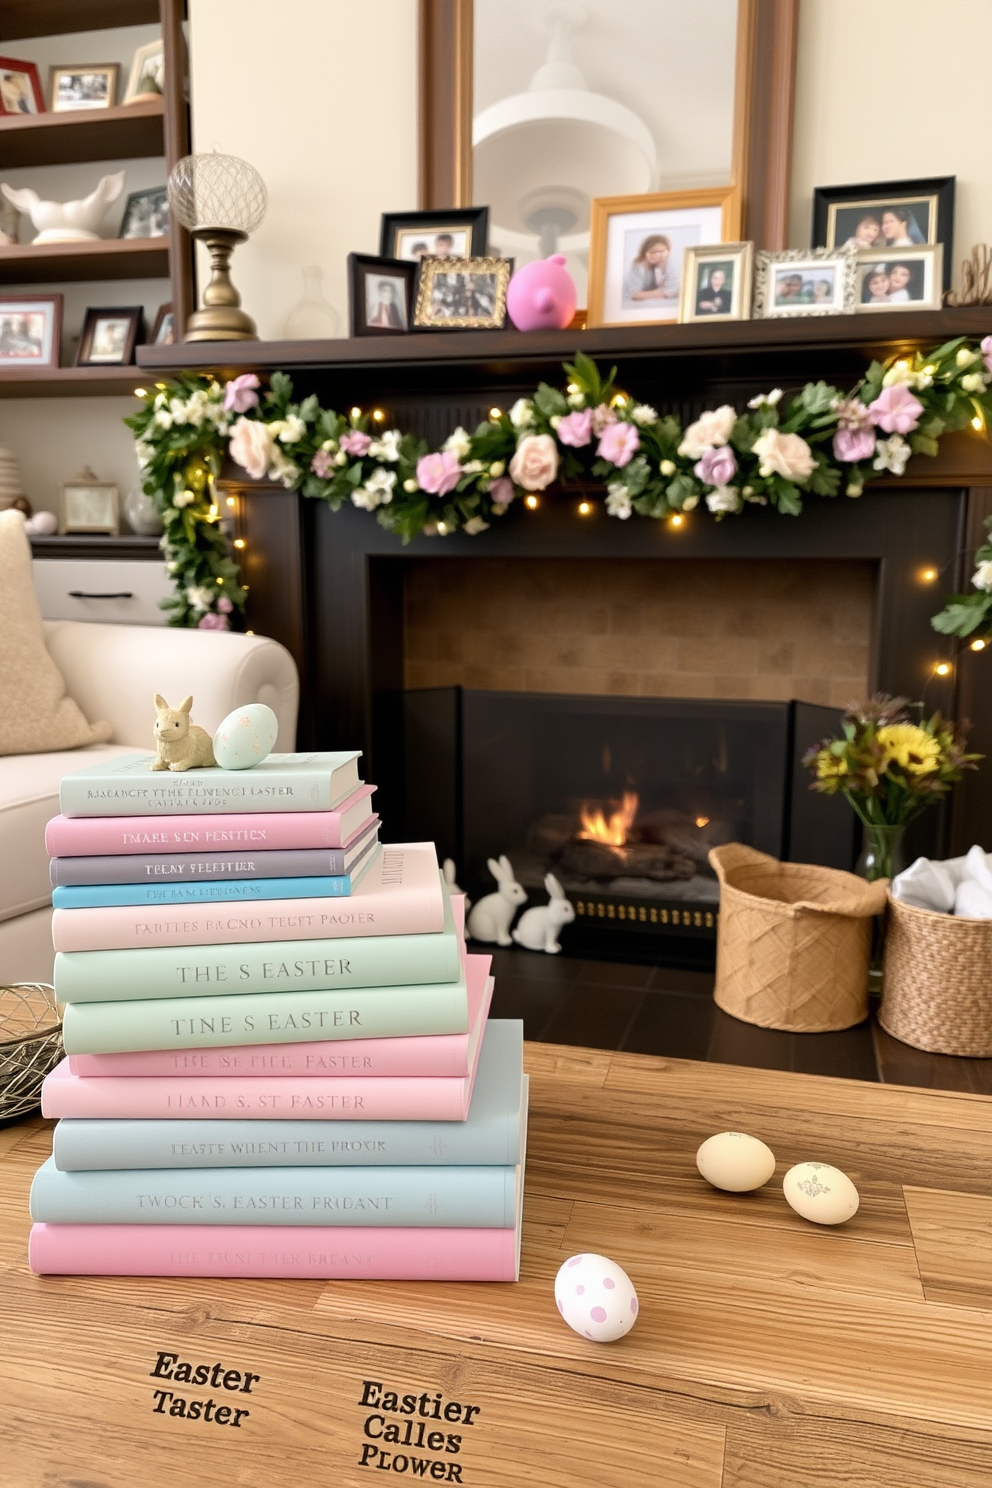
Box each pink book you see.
[68,955,492,1078]
[45,785,376,858]
[52,842,443,953]
[29,1222,519,1280]
[42,993,487,1121]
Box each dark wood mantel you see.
[144,311,992,854]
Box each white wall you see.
[790,0,992,287]
[186,0,419,341]
[0,397,143,516]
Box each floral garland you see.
[126,335,992,638]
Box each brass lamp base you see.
[184,227,258,342]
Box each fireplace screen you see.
[397,689,854,951]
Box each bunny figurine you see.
[466,855,527,945]
[151,694,216,772]
[512,873,576,955]
[442,858,471,913]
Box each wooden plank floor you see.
[2,1045,990,1487]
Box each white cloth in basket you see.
[892,844,992,919]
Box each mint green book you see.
[55,891,460,1005]
[62,963,470,1054]
[58,751,361,819]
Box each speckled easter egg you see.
[212,703,278,770]
[554,1253,638,1343]
[696,1132,777,1192]
[783,1161,860,1225]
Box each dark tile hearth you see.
[487,947,992,1093]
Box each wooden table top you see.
[3,1044,990,1488]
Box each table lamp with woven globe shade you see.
[168,151,268,341]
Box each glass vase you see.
[855,823,907,883]
[282,265,341,339]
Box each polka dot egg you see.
[554,1253,639,1343]
[212,703,279,771]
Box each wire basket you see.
[0,983,62,1122]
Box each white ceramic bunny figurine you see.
[466,855,526,945]
[442,858,471,913]
[151,694,216,772]
[512,872,576,954]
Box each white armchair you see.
[0,622,299,986]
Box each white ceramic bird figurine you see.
[1,171,126,243]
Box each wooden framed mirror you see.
[418,0,798,256]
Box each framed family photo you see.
[75,306,143,366]
[0,56,43,115]
[123,39,164,103]
[0,294,62,367]
[49,63,118,111]
[348,254,416,336]
[413,256,511,330]
[754,248,857,318]
[380,207,489,264]
[680,243,753,324]
[856,246,943,313]
[150,303,175,346]
[119,187,169,239]
[587,188,740,328]
[813,176,954,290]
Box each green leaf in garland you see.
[910,433,940,457]
[269,371,293,404]
[534,383,568,418]
[806,462,841,496]
[771,479,803,516]
[931,595,992,636]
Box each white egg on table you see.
[212,703,279,771]
[783,1162,860,1225]
[554,1253,638,1343]
[696,1132,776,1192]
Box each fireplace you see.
[398,688,853,961]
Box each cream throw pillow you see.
[0,509,111,755]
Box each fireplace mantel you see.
[142,309,992,856]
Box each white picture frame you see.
[854,245,943,313]
[754,247,857,319]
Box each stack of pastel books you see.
[28,750,526,1282]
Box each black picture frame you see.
[812,176,955,291]
[118,186,169,240]
[149,302,175,345]
[348,253,416,337]
[379,206,489,264]
[75,306,144,366]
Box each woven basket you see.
[880,894,992,1056]
[0,983,63,1121]
[709,843,888,1032]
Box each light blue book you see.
[29,1157,517,1227]
[59,750,361,819]
[53,1021,524,1170]
[52,849,377,910]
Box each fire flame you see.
[578,791,639,847]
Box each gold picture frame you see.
[587,188,741,329]
[679,242,754,324]
[49,63,118,112]
[413,255,511,330]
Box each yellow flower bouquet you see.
[803,695,981,880]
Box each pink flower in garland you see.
[310,449,335,477]
[982,335,992,375]
[416,449,463,496]
[591,403,617,435]
[694,445,737,486]
[833,426,876,462]
[198,611,229,630]
[556,409,593,447]
[489,476,515,506]
[217,595,234,614]
[867,383,924,435]
[597,421,640,467]
[340,430,372,457]
[223,373,260,413]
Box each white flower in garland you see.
[883,363,933,392]
[369,429,402,462]
[509,397,535,429]
[747,388,783,409]
[464,515,490,535]
[631,404,658,427]
[605,483,633,520]
[872,434,911,476]
[173,488,194,508]
[135,441,155,468]
[184,585,216,612]
[566,390,585,409]
[268,446,300,487]
[443,426,472,460]
[972,559,992,592]
[352,467,396,511]
[153,408,173,430]
[705,486,741,513]
[961,372,989,394]
[678,405,736,458]
[268,414,307,445]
